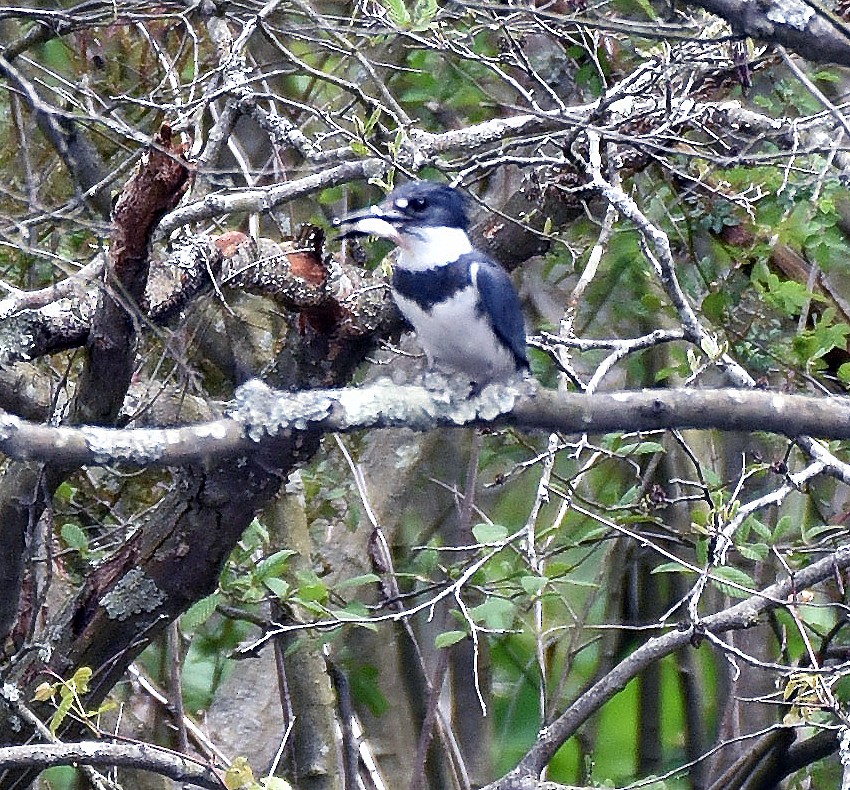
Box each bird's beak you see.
[333,202,404,244]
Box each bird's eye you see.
[409,197,427,211]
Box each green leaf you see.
[55,482,77,502]
[559,578,600,588]
[296,582,328,603]
[60,523,89,554]
[772,515,798,544]
[544,561,572,579]
[746,517,773,541]
[758,272,810,316]
[833,674,850,703]
[349,663,389,716]
[615,441,666,456]
[292,598,327,615]
[701,291,728,322]
[86,700,117,718]
[295,570,328,601]
[601,433,623,451]
[472,523,509,544]
[331,602,376,629]
[224,757,257,790]
[256,550,297,581]
[469,597,516,630]
[737,543,769,562]
[520,575,547,597]
[379,0,411,27]
[69,667,92,696]
[335,573,381,590]
[804,523,846,541]
[435,630,467,649]
[652,561,690,574]
[813,70,841,83]
[696,538,709,566]
[263,577,290,601]
[616,486,641,507]
[49,667,93,734]
[412,0,438,29]
[239,519,269,553]
[629,0,657,20]
[711,566,755,598]
[703,468,722,488]
[181,593,221,631]
[577,525,610,544]
[49,692,74,734]
[363,108,382,134]
[350,140,369,156]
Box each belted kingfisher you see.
[335,181,529,385]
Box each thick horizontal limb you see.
[0,381,848,468]
[0,741,222,789]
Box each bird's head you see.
[334,182,470,246]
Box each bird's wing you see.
[469,255,529,370]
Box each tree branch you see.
[686,0,850,67]
[0,382,847,468]
[501,544,850,784]
[0,741,223,789]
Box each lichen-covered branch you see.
[0,125,190,646]
[686,0,850,67]
[0,382,847,469]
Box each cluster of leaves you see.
[32,667,114,735]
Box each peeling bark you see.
[0,126,189,655]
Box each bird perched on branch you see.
[335,181,529,387]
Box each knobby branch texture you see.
[0,381,847,469]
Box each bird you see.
[335,181,529,386]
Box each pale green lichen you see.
[338,376,521,429]
[100,568,166,621]
[232,375,524,438]
[765,2,813,30]
[472,381,521,422]
[232,379,335,440]
[338,377,442,430]
[194,422,228,440]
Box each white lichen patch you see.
[232,375,523,439]
[232,379,335,440]
[338,376,520,429]
[338,377,442,429]
[80,426,167,466]
[472,381,521,422]
[0,323,35,365]
[1,682,20,703]
[193,422,228,440]
[0,413,19,441]
[100,568,166,621]
[765,1,814,30]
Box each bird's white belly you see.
[393,287,516,382]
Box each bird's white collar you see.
[396,226,473,271]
